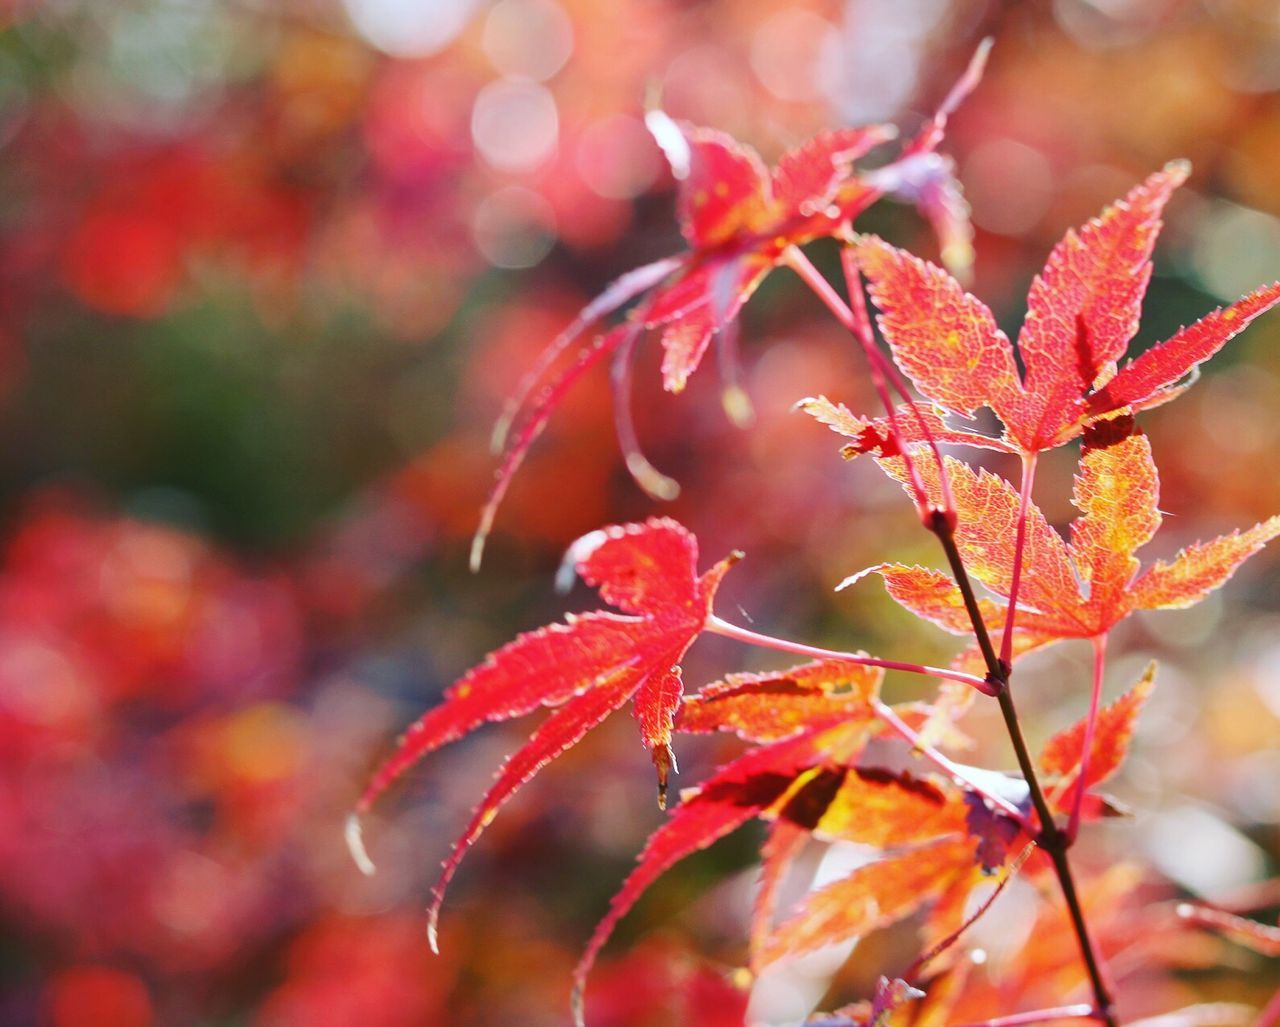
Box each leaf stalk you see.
[1068,633,1109,843]
[1000,452,1039,664]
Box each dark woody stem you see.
[930,514,1116,1027]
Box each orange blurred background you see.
[0,1,1278,1024]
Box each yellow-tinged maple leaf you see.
[756,836,977,968]
[859,432,1280,663]
[571,660,1030,1020]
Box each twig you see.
[704,615,996,695]
[1001,452,1038,664]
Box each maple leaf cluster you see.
[352,45,1280,1027]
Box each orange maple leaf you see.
[858,432,1280,662]
[1041,662,1157,814]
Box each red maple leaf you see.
[346,518,737,948]
[857,432,1280,662]
[472,45,993,569]
[823,168,1280,456]
[571,659,1027,1023]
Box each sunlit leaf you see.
[350,518,737,946]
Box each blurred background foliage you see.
[0,1,1278,1024]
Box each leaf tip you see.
[939,35,994,119]
[653,743,677,810]
[1163,157,1192,182]
[558,528,610,593]
[426,912,441,954]
[626,453,681,500]
[570,982,588,1027]
[489,412,513,456]
[1137,660,1158,696]
[722,383,756,428]
[835,564,882,592]
[345,813,377,877]
[644,107,690,180]
[468,531,487,574]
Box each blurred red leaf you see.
[757,836,976,968]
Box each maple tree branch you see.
[704,615,997,694]
[948,1005,1096,1027]
[1068,633,1109,843]
[1000,452,1039,664]
[929,516,1117,1026]
[788,236,1117,1023]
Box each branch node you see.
[926,506,957,536]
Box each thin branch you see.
[715,318,755,428]
[905,840,1035,979]
[1000,452,1039,664]
[704,615,997,694]
[1069,633,1109,843]
[610,330,680,500]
